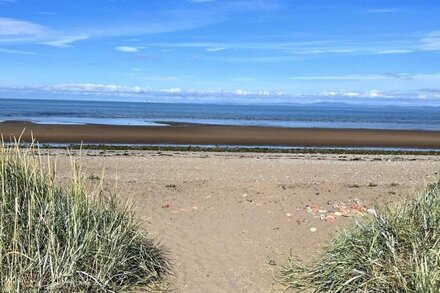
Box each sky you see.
[0,0,440,105]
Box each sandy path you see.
[51,150,440,292]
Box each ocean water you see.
[0,98,439,131]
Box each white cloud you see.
[3,84,440,106]
[375,49,413,54]
[206,47,227,52]
[115,46,139,53]
[0,17,46,37]
[42,34,89,48]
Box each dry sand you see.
[2,121,440,148]
[45,149,440,292]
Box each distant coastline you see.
[2,121,440,150]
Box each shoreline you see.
[1,121,440,150]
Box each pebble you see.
[318,209,327,213]
[268,260,277,266]
[286,213,292,217]
[325,215,336,223]
[310,227,317,233]
[334,211,342,217]
[305,207,313,213]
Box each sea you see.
[1,98,439,131]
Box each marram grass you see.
[0,143,170,292]
[283,182,440,293]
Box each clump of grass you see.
[87,174,100,180]
[282,181,440,292]
[367,182,378,187]
[348,184,361,188]
[0,143,170,292]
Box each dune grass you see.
[0,143,170,292]
[282,181,440,293]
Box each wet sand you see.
[1,121,440,148]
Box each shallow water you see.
[1,98,439,130]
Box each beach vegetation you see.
[282,181,440,292]
[0,143,170,292]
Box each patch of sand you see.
[51,150,440,292]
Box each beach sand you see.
[46,149,440,292]
[2,121,440,148]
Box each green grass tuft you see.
[282,181,440,292]
[0,143,170,292]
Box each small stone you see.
[286,213,292,217]
[269,260,277,266]
[305,207,313,213]
[318,209,327,213]
[334,211,342,217]
[320,214,326,220]
[310,227,317,233]
[325,215,336,223]
[242,194,248,197]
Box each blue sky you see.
[0,0,439,105]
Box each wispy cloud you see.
[0,47,36,55]
[419,31,440,51]
[288,73,440,81]
[0,17,46,38]
[375,49,413,54]
[0,0,283,49]
[363,8,399,14]
[35,11,58,16]
[42,34,89,48]
[187,0,216,3]
[206,47,227,52]
[139,30,440,61]
[115,46,139,53]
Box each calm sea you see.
[1,98,439,131]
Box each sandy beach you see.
[2,121,440,148]
[47,148,440,292]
